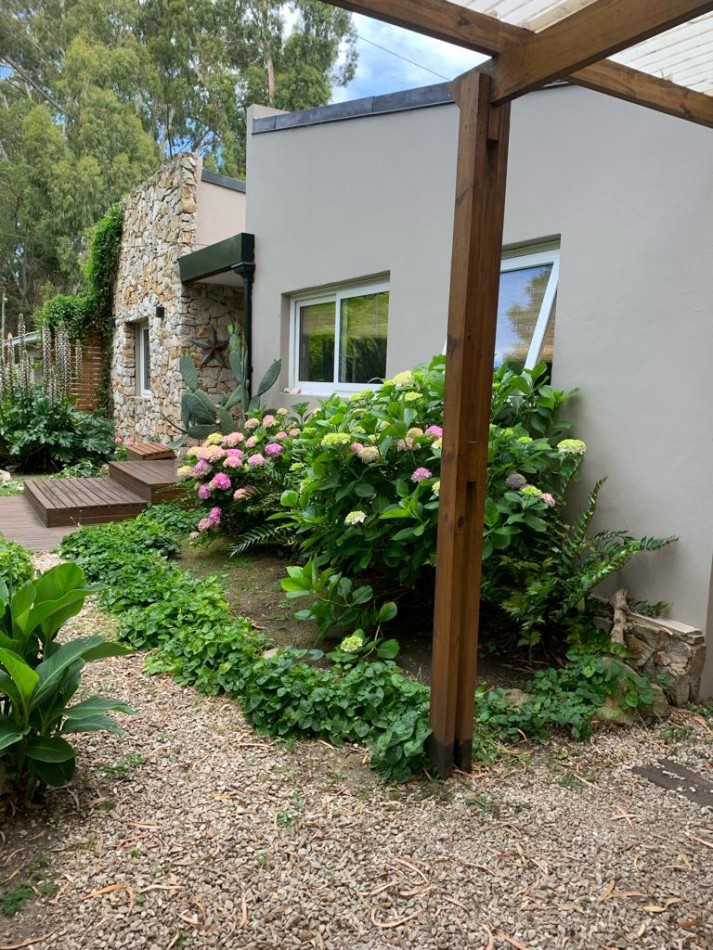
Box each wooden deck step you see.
[107,459,180,503]
[126,441,176,461]
[24,477,147,528]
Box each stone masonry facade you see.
[112,154,242,440]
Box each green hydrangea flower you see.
[206,432,223,445]
[321,432,352,447]
[339,633,365,653]
[557,438,587,454]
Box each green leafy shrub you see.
[0,390,115,472]
[0,564,132,800]
[0,537,34,590]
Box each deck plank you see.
[0,496,81,551]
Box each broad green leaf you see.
[25,589,90,642]
[63,696,135,720]
[0,647,39,706]
[0,719,26,752]
[31,757,76,787]
[378,602,398,623]
[378,508,412,520]
[0,673,22,710]
[32,562,87,603]
[32,637,107,705]
[280,490,298,508]
[26,735,75,763]
[62,714,125,735]
[376,639,400,660]
[0,578,7,605]
[81,641,130,662]
[9,581,36,639]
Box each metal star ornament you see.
[193,327,229,367]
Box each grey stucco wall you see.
[245,86,713,694]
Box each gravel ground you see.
[1,557,711,950]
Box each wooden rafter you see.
[328,0,713,127]
[490,0,713,104]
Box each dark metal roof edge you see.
[200,169,246,192]
[252,79,570,135]
[252,82,453,134]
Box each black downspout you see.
[231,260,256,399]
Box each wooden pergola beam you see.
[430,71,510,776]
[491,0,713,104]
[328,0,713,128]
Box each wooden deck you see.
[24,477,146,527]
[107,460,180,502]
[126,441,176,461]
[0,495,81,551]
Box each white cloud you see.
[332,15,487,103]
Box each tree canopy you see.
[0,0,356,325]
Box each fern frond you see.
[557,478,607,572]
[229,523,296,556]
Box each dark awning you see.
[178,233,254,285]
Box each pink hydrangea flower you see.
[288,428,301,438]
[349,442,364,453]
[197,517,213,532]
[210,472,231,491]
[265,443,283,457]
[125,438,134,446]
[247,453,266,466]
[262,414,276,428]
[208,506,222,524]
[222,432,245,447]
[274,431,288,441]
[245,435,258,449]
[197,483,212,499]
[411,467,432,483]
[540,492,556,507]
[397,438,414,451]
[191,459,211,478]
[223,452,244,469]
[244,418,260,430]
[426,425,443,439]
[114,436,123,444]
[233,487,251,502]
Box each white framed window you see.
[136,320,151,397]
[496,246,559,369]
[290,280,389,394]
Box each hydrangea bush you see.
[183,359,674,650]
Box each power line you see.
[355,34,450,82]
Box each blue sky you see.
[333,15,487,102]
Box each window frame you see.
[499,245,560,370]
[136,319,151,397]
[290,279,390,395]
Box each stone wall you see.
[112,154,242,440]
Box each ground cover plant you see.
[0,563,132,801]
[60,507,666,782]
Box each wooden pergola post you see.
[429,70,511,777]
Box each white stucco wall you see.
[246,86,713,694]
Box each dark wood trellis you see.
[324,0,713,775]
